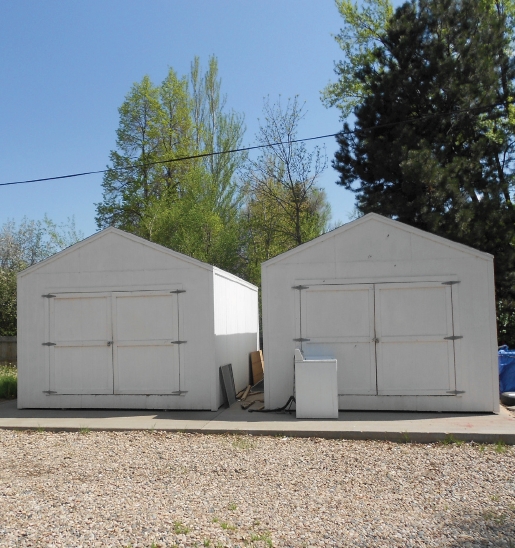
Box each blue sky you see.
[1,1,361,237]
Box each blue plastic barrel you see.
[498,345,515,393]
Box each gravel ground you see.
[0,430,514,548]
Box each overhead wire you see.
[0,99,510,188]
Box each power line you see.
[0,133,338,187]
[0,100,509,188]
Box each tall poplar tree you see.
[95,57,246,272]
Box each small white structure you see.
[262,213,499,413]
[294,349,338,419]
[17,228,258,410]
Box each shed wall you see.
[213,270,259,409]
[262,217,498,413]
[17,232,217,409]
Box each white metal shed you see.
[262,213,499,413]
[17,227,258,410]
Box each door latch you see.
[107,341,113,346]
[373,337,380,343]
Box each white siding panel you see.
[213,272,259,408]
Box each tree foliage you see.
[331,0,515,343]
[0,217,83,336]
[322,0,393,119]
[95,56,246,271]
[241,97,331,286]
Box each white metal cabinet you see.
[294,349,338,419]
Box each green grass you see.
[173,521,190,535]
[440,433,464,446]
[0,363,17,399]
[495,440,507,453]
[231,435,254,450]
[249,532,273,547]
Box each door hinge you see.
[170,289,186,294]
[442,281,460,285]
[447,390,466,395]
[444,335,463,340]
[42,294,56,298]
[42,390,57,394]
[293,337,310,342]
[171,340,187,345]
[292,285,309,290]
[42,342,56,346]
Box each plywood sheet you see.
[250,350,264,384]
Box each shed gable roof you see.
[18,227,214,278]
[262,213,492,267]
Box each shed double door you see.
[47,291,181,395]
[298,282,457,396]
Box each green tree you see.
[96,75,163,236]
[332,0,515,343]
[321,0,393,119]
[95,57,246,273]
[0,217,83,336]
[242,96,331,286]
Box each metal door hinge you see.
[171,340,187,345]
[444,335,463,340]
[42,342,56,346]
[42,390,57,394]
[442,281,460,285]
[170,289,186,294]
[293,337,310,342]
[292,285,309,290]
[42,294,56,298]
[447,390,466,395]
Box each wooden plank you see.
[250,350,264,384]
[241,384,251,401]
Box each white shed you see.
[262,213,499,413]
[17,227,258,410]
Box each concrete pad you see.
[1,399,515,443]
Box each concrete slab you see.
[1,399,515,443]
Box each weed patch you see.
[173,521,190,535]
[249,531,273,547]
[440,434,464,446]
[231,435,254,450]
[495,440,507,453]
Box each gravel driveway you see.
[0,429,514,547]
